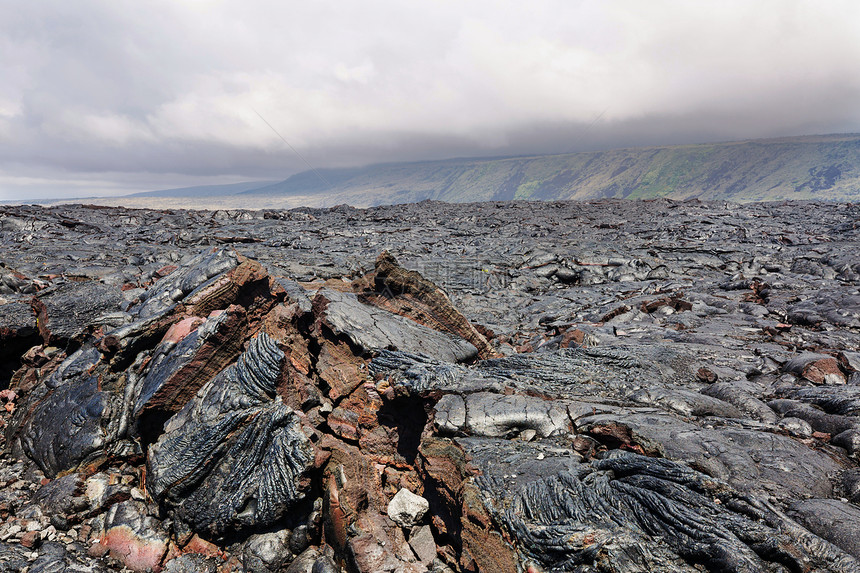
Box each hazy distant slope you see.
[130,180,277,198]
[243,134,860,204]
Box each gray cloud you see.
[1,0,859,200]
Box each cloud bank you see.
[1,0,859,199]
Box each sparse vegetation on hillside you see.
[240,133,860,206]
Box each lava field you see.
[0,198,859,572]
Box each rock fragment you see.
[242,529,293,572]
[91,500,169,572]
[788,499,860,560]
[387,489,430,528]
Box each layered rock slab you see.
[315,287,477,363]
[358,252,496,360]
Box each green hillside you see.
[244,134,860,205]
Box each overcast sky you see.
[2,0,859,200]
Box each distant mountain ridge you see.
[132,133,860,206]
[240,133,860,204]
[130,180,278,198]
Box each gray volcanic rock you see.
[578,410,845,498]
[130,248,239,319]
[147,333,316,538]
[31,472,86,516]
[372,343,858,569]
[473,449,858,572]
[317,287,477,362]
[0,301,37,340]
[783,384,860,415]
[32,280,126,347]
[0,543,29,571]
[163,554,220,573]
[788,499,860,560]
[700,381,779,423]
[242,529,293,572]
[0,263,41,295]
[13,347,123,477]
[434,391,570,438]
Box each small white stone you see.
[520,429,537,442]
[387,488,429,528]
[85,474,110,506]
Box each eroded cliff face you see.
[0,200,858,572]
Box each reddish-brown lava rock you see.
[585,422,638,450]
[162,533,227,567]
[159,316,205,345]
[20,530,41,549]
[263,304,314,375]
[459,482,518,573]
[598,304,631,323]
[153,265,178,280]
[182,257,279,324]
[802,357,847,384]
[415,434,507,573]
[359,425,406,467]
[278,367,320,413]
[321,439,379,548]
[308,285,371,401]
[263,304,321,411]
[348,529,426,573]
[696,367,719,383]
[136,305,247,423]
[560,328,586,348]
[315,336,368,401]
[328,406,361,442]
[320,435,429,572]
[9,348,64,394]
[640,296,693,314]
